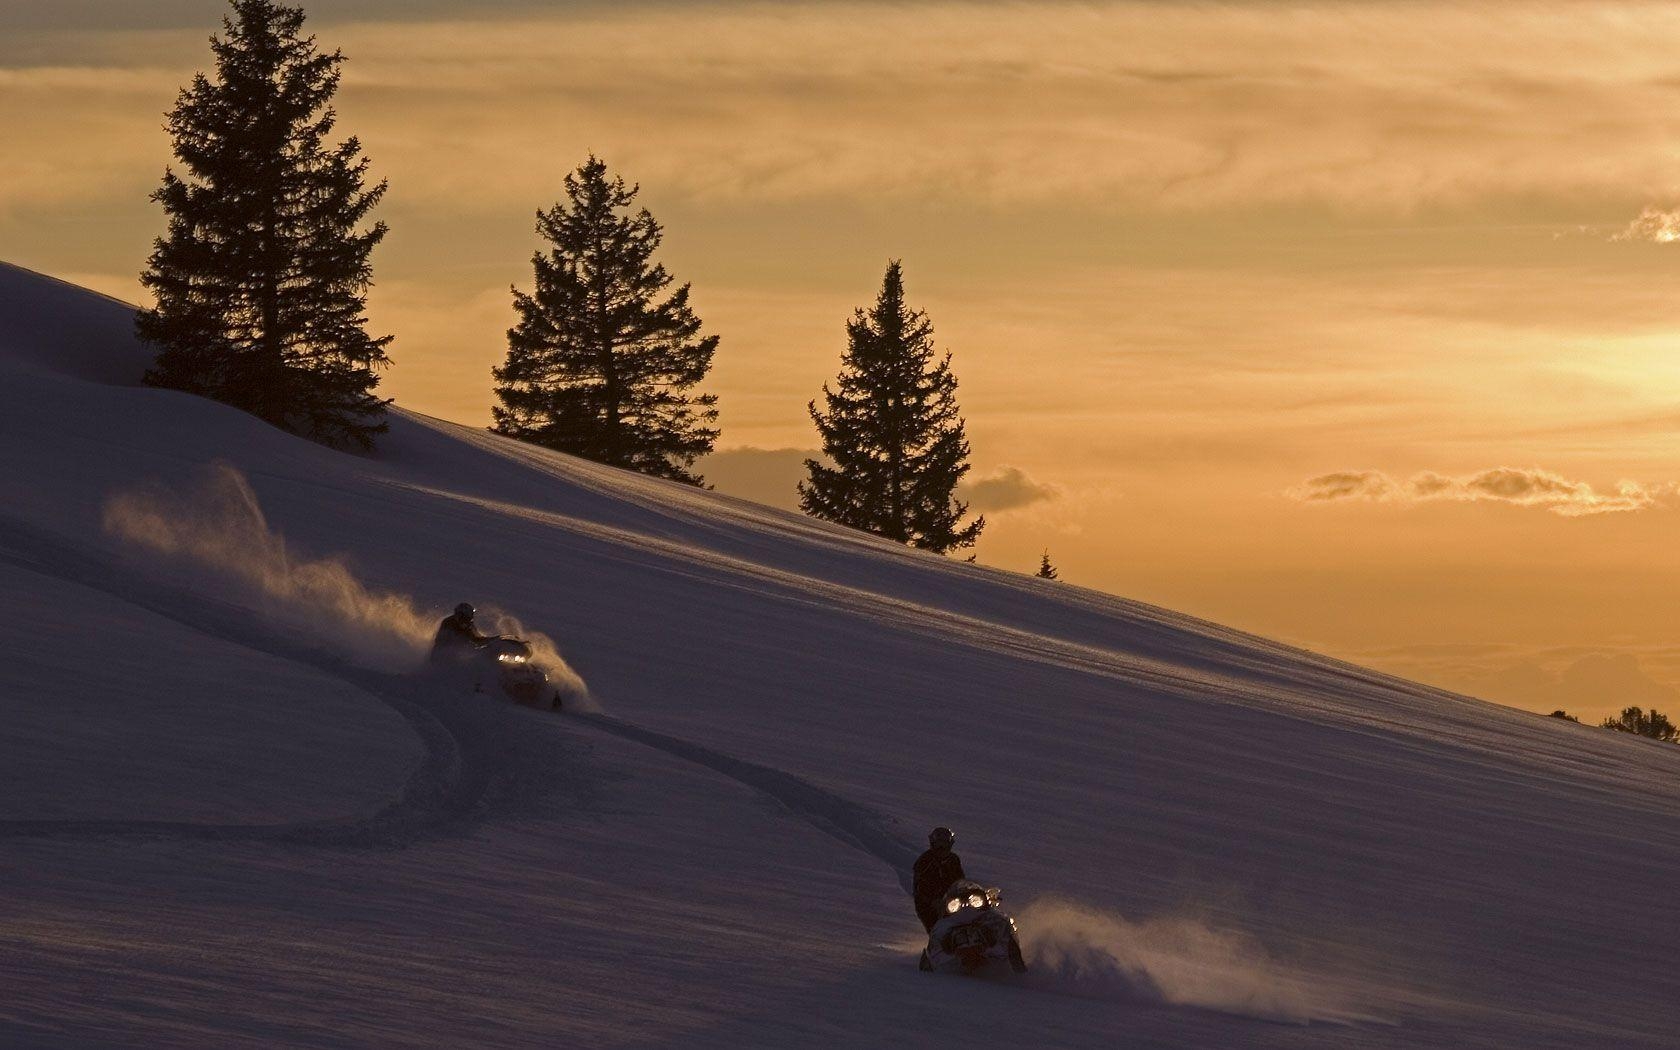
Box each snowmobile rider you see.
[431,602,490,662]
[912,826,966,932]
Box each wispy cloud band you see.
[18,3,1680,212]
[1290,467,1672,516]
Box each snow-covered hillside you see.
[2,260,1676,1049]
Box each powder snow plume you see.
[1018,898,1382,1025]
[101,462,589,703]
[472,606,593,710]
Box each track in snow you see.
[0,513,558,846]
[578,712,922,893]
[0,511,919,876]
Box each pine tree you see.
[493,157,719,484]
[799,261,984,553]
[1036,551,1060,580]
[1601,706,1677,742]
[138,0,391,450]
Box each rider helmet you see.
[454,602,475,621]
[929,826,955,850]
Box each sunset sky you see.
[6,0,1680,719]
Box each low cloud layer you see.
[960,466,1061,513]
[697,446,814,512]
[700,452,1062,517]
[1290,467,1671,516]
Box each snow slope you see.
[1,260,1677,1048]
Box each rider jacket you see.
[431,611,488,659]
[912,847,966,926]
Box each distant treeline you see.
[1550,706,1678,744]
[136,0,1000,558]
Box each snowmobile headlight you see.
[967,893,985,909]
[498,652,527,664]
[946,897,963,914]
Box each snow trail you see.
[577,712,1381,1028]
[578,712,922,892]
[0,513,567,846]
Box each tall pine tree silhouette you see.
[800,261,984,553]
[1036,551,1060,580]
[493,157,719,484]
[139,0,391,450]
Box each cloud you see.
[1612,205,1680,243]
[1290,467,1672,516]
[25,2,1680,212]
[332,3,1680,212]
[3,0,613,34]
[0,66,174,213]
[1290,470,1398,503]
[960,466,1061,513]
[696,446,815,512]
[698,453,1061,517]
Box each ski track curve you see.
[578,713,921,894]
[0,515,534,846]
[0,514,923,895]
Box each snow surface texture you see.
[1,259,1676,1048]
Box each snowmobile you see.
[919,881,1028,975]
[481,636,562,710]
[431,636,561,710]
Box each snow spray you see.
[1016,898,1381,1025]
[102,462,588,701]
[471,607,592,709]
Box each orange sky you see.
[6,0,1680,719]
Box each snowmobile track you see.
[578,713,921,893]
[0,515,528,846]
[0,513,919,876]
